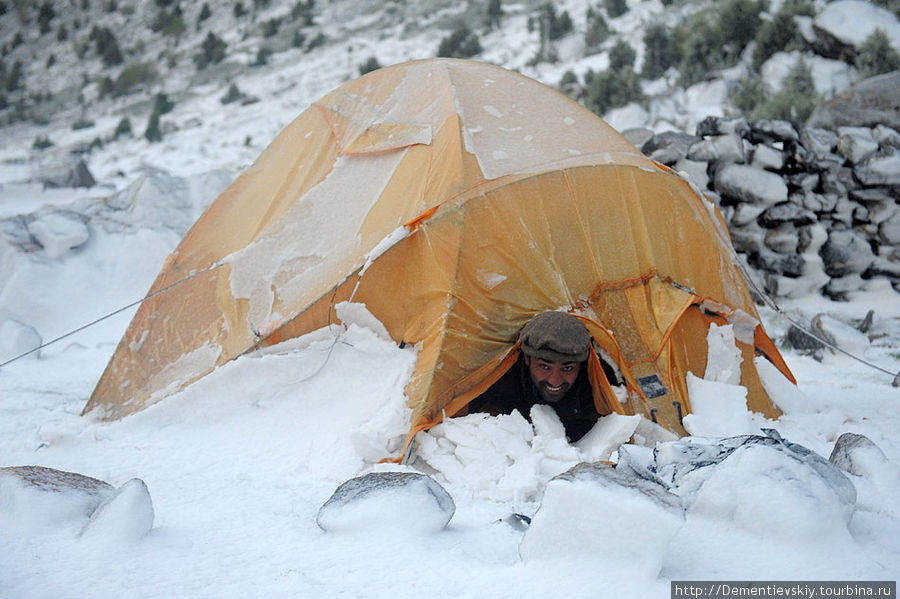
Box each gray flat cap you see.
[520,311,591,363]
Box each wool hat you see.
[519,311,591,363]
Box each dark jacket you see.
[467,354,602,442]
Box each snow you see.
[2,231,898,597]
[2,2,900,595]
[814,0,900,53]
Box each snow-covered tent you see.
[85,58,795,446]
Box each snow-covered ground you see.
[1,171,899,597]
[2,1,899,596]
[1,235,899,598]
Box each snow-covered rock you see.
[0,466,114,534]
[0,318,42,362]
[80,478,155,544]
[687,441,855,540]
[812,0,900,56]
[714,164,788,205]
[316,472,455,534]
[519,462,684,578]
[760,51,857,98]
[26,209,91,259]
[0,465,152,543]
[830,433,900,517]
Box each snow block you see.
[80,478,155,543]
[574,412,641,462]
[316,472,455,535]
[519,463,684,578]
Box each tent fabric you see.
[84,58,794,445]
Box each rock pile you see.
[632,79,900,299]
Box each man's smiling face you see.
[525,356,583,403]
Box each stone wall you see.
[628,86,900,300]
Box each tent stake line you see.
[0,261,225,369]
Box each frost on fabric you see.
[452,73,647,180]
[224,151,407,332]
[359,226,408,275]
[146,341,222,403]
[476,269,507,290]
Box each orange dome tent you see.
[84,58,795,450]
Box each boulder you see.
[749,119,799,143]
[688,133,747,163]
[807,72,900,131]
[26,209,91,259]
[829,432,900,517]
[801,128,839,155]
[641,131,701,165]
[837,126,879,164]
[787,323,827,353]
[811,0,900,61]
[830,433,890,477]
[714,164,788,205]
[37,157,96,189]
[760,203,817,228]
[729,223,765,254]
[730,203,766,227]
[820,166,859,196]
[874,124,900,148]
[820,229,876,277]
[678,431,856,542]
[751,143,785,171]
[824,274,867,299]
[674,158,710,189]
[0,466,113,533]
[854,147,900,186]
[0,465,153,541]
[316,472,455,534]
[798,223,829,254]
[794,190,828,212]
[878,210,900,245]
[695,116,750,138]
[758,248,804,276]
[787,173,819,193]
[850,188,898,225]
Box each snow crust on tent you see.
[224,150,408,335]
